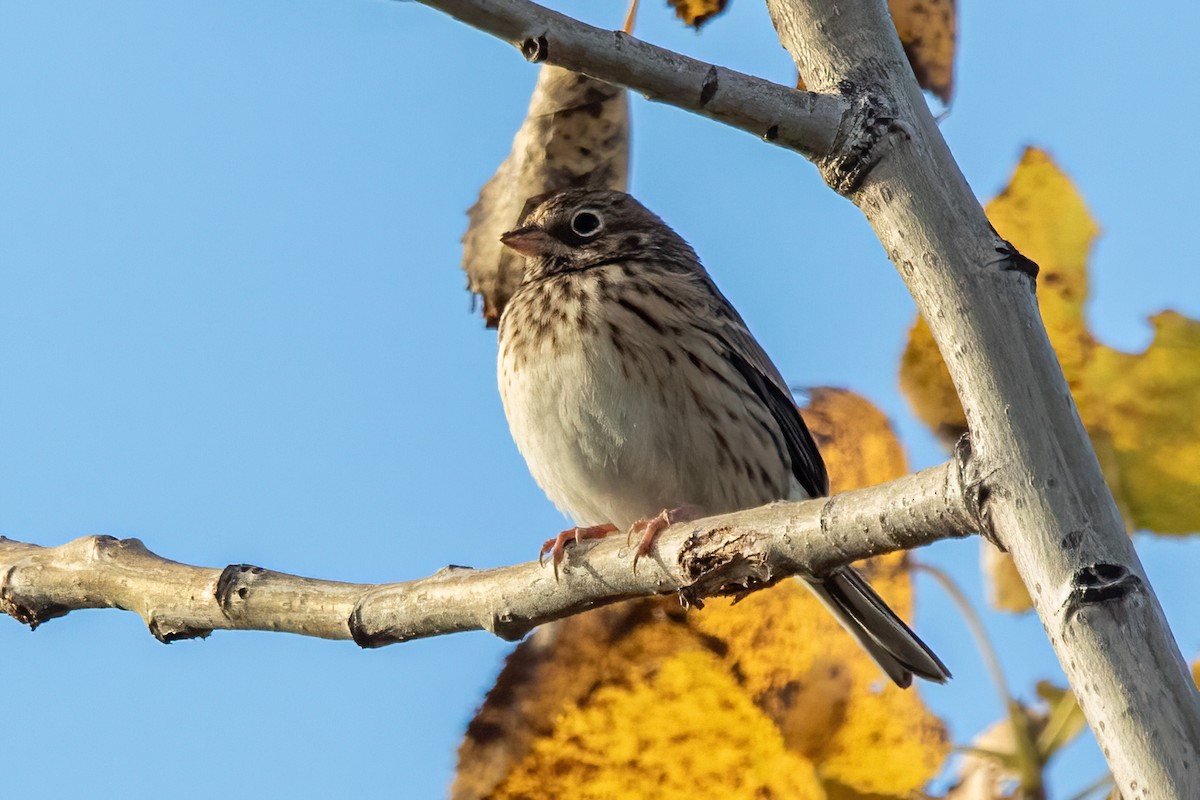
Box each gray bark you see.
[413,0,847,159]
[1,459,971,645]
[765,1,1199,795]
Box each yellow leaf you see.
[453,389,948,799]
[803,387,909,491]
[1082,311,1200,532]
[667,0,728,29]
[451,598,704,800]
[899,148,1200,604]
[889,0,956,103]
[899,312,965,438]
[495,651,825,799]
[695,568,947,795]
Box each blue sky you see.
[2,1,1197,797]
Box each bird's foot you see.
[539,524,618,580]
[628,505,705,572]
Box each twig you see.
[916,562,1044,794]
[411,0,846,159]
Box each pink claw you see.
[538,523,618,580]
[627,506,705,572]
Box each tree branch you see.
[1,460,973,646]
[412,0,847,160]
[13,0,1193,793]
[764,0,1200,794]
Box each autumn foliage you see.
[901,148,1200,611]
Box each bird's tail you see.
[804,566,950,688]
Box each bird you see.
[495,188,950,688]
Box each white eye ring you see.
[570,209,604,238]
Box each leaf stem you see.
[913,561,1044,796]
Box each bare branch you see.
[764,0,1200,794]
[1,460,973,646]
[412,0,846,160]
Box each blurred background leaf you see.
[900,147,1200,609]
[667,0,728,29]
[889,0,956,103]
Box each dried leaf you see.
[899,148,1200,607]
[889,0,956,103]
[452,389,948,799]
[462,67,628,327]
[945,680,1086,798]
[944,717,1022,800]
[795,0,956,103]
[667,0,728,29]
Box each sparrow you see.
[495,189,949,687]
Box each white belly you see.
[499,325,786,530]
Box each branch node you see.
[148,615,212,644]
[216,563,269,618]
[486,613,534,642]
[699,65,719,106]
[1062,563,1145,623]
[91,534,150,561]
[0,576,69,630]
[956,433,1005,549]
[990,234,1040,285]
[819,88,897,194]
[432,564,475,579]
[520,33,549,63]
[348,602,400,649]
[678,528,776,606]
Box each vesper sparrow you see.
[496,189,949,687]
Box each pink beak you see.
[500,226,555,257]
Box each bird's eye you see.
[570,210,603,238]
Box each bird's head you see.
[500,189,697,281]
